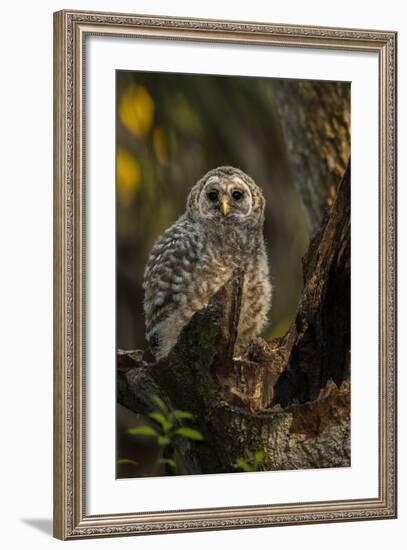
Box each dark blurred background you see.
[116,70,311,352]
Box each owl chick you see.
[143,166,272,360]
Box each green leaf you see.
[158,458,176,469]
[171,410,194,420]
[157,435,171,447]
[234,458,254,472]
[128,426,158,437]
[254,450,265,465]
[117,458,138,466]
[174,428,203,441]
[149,412,172,432]
[151,395,169,414]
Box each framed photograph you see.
[53,9,397,540]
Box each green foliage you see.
[127,395,204,475]
[158,457,176,469]
[116,458,138,466]
[172,410,194,420]
[128,425,158,436]
[151,394,169,414]
[148,411,172,432]
[173,428,204,441]
[234,449,266,472]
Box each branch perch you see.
[117,162,351,474]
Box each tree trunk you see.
[117,81,351,475]
[271,80,350,232]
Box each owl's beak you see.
[220,198,230,217]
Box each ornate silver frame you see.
[53,9,397,540]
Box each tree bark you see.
[117,161,350,474]
[271,80,350,232]
[117,80,351,475]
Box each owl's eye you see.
[207,190,218,202]
[232,190,243,201]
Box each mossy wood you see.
[117,81,351,474]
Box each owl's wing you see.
[143,215,201,337]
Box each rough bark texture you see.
[271,80,350,232]
[117,161,350,474]
[117,81,351,475]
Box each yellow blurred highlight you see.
[119,85,154,137]
[327,184,337,207]
[153,127,168,164]
[117,148,140,206]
